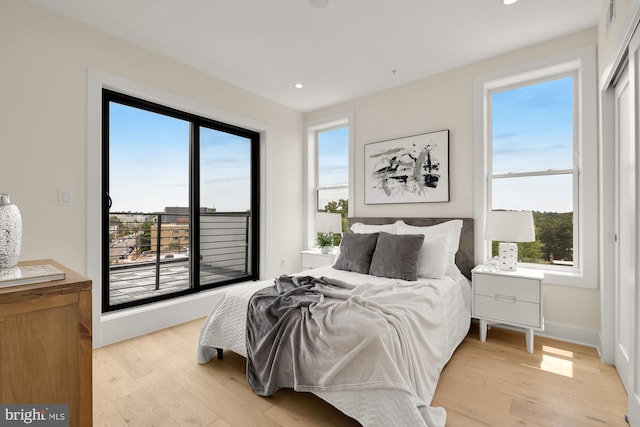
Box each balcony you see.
[107,211,252,307]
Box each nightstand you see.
[300,248,337,271]
[471,265,544,353]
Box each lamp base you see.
[498,242,518,271]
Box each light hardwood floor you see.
[93,319,628,426]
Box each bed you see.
[197,217,474,427]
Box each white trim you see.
[599,0,640,92]
[600,0,640,369]
[99,287,225,346]
[537,320,601,351]
[600,84,617,364]
[87,68,271,347]
[630,18,640,422]
[474,319,600,352]
[473,46,598,289]
[303,111,354,249]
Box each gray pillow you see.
[333,232,379,274]
[369,232,425,281]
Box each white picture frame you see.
[364,130,450,204]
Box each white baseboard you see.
[96,287,228,347]
[473,319,601,355]
[99,296,603,361]
[537,320,601,353]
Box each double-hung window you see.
[317,126,349,214]
[304,114,354,248]
[474,47,597,287]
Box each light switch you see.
[58,190,72,206]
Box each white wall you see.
[1,0,606,348]
[1,0,304,345]
[598,0,640,80]
[305,29,602,345]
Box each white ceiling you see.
[28,0,604,113]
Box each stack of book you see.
[0,264,66,288]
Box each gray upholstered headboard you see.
[348,217,475,279]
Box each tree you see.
[139,222,153,253]
[533,211,573,262]
[109,215,122,242]
[491,211,573,264]
[517,240,545,263]
[491,240,544,263]
[323,199,348,230]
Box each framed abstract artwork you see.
[364,129,450,204]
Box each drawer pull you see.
[494,294,516,303]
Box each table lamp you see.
[315,212,342,254]
[485,210,535,271]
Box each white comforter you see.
[197,266,471,427]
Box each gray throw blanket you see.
[246,274,448,407]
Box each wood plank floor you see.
[93,319,628,426]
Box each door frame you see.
[600,0,640,367]
[601,3,640,423]
[628,25,640,424]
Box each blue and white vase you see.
[0,194,22,269]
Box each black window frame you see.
[101,89,260,312]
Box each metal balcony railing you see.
[108,211,251,305]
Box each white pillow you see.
[395,220,463,275]
[350,222,397,234]
[415,236,449,279]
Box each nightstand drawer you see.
[471,266,544,352]
[302,254,329,270]
[474,294,541,328]
[473,273,540,304]
[300,250,337,271]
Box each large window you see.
[474,47,597,287]
[102,90,259,311]
[317,126,349,215]
[304,114,353,248]
[490,76,576,265]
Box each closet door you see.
[614,63,634,395]
[626,27,640,425]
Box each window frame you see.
[473,47,597,288]
[316,124,350,213]
[304,112,354,249]
[102,89,260,312]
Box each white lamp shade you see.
[485,210,535,243]
[315,212,342,234]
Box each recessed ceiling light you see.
[294,83,304,89]
[503,0,518,5]
[310,0,329,9]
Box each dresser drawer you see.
[473,273,540,304]
[474,294,541,328]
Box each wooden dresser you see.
[0,259,92,427]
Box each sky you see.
[318,127,349,187]
[491,76,574,213]
[109,76,573,215]
[317,127,349,210]
[109,103,251,213]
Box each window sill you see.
[517,262,596,289]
